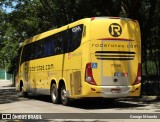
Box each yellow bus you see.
[15,17,141,105]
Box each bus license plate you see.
[111,89,121,93]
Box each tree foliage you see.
[0,0,160,77]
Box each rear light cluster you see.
[85,63,97,85]
[91,17,95,21]
[133,63,141,85]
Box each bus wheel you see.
[51,84,60,104]
[61,85,70,106]
[22,88,28,97]
[20,83,28,97]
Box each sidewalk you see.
[0,80,15,89]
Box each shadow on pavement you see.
[1,88,160,111]
[0,88,29,104]
[27,95,160,111]
[26,95,147,110]
[27,95,52,103]
[0,89,17,104]
[69,99,147,110]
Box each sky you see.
[3,6,14,13]
[2,2,17,13]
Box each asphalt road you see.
[0,84,160,122]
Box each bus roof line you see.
[90,17,138,22]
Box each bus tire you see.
[61,84,70,106]
[20,82,28,97]
[22,89,28,97]
[51,83,60,104]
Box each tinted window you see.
[70,24,83,52]
[54,33,63,55]
[21,24,83,64]
[44,38,52,56]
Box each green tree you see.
[0,0,160,79]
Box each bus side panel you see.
[64,47,82,97]
[35,55,63,95]
[129,23,141,96]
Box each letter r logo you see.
[109,23,122,37]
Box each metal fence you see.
[0,69,11,80]
[141,75,160,96]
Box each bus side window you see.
[70,25,83,52]
[36,41,44,58]
[21,45,28,63]
[21,47,25,63]
[54,33,63,55]
[30,43,35,60]
[50,36,55,56]
[63,30,71,53]
[44,38,52,57]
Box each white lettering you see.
[130,115,142,119]
[146,115,157,119]
[72,26,81,32]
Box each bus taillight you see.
[133,63,141,85]
[91,17,95,21]
[85,63,97,85]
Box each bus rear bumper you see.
[101,86,131,98]
[82,83,141,98]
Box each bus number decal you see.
[111,64,121,67]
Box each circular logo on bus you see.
[109,23,122,37]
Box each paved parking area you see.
[0,80,14,89]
